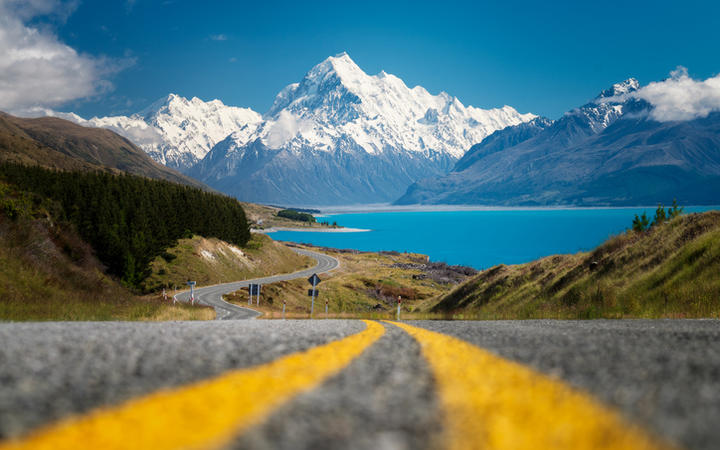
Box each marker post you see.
[283,300,286,320]
[307,274,322,319]
[325,299,328,318]
[311,280,316,316]
[187,281,196,305]
[397,296,402,321]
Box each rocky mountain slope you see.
[190,53,534,205]
[396,79,720,206]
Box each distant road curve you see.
[173,249,339,320]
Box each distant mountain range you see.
[27,56,720,207]
[49,53,534,205]
[396,79,720,206]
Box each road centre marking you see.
[0,320,384,450]
[388,321,670,450]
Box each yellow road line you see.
[0,320,385,450]
[389,321,669,450]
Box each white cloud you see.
[601,67,720,122]
[0,0,125,113]
[632,67,720,122]
[210,34,228,41]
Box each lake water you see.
[268,207,717,270]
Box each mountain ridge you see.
[0,111,206,189]
[395,79,720,206]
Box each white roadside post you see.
[248,285,252,305]
[257,284,261,306]
[311,286,315,317]
[173,285,177,304]
[325,299,328,318]
[283,300,286,320]
[397,296,402,321]
[187,281,196,305]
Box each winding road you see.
[173,248,339,319]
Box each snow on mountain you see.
[257,52,534,158]
[396,78,720,207]
[66,95,262,172]
[193,52,536,205]
[566,78,640,134]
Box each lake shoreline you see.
[254,226,371,233]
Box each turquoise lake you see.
[268,207,717,270]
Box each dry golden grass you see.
[142,233,313,293]
[430,211,720,319]
[224,247,473,317]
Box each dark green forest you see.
[277,209,316,223]
[0,163,250,288]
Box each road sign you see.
[249,284,260,295]
[307,274,321,286]
[308,289,319,297]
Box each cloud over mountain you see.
[601,67,720,122]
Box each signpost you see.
[397,296,402,321]
[187,281,196,305]
[307,273,321,317]
[249,284,261,305]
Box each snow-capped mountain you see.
[396,78,720,206]
[191,52,535,205]
[68,95,262,171]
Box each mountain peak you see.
[307,52,366,83]
[596,78,640,100]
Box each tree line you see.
[632,200,684,232]
[0,163,250,287]
[277,209,316,223]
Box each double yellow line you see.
[0,321,669,450]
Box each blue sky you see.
[4,0,720,119]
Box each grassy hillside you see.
[430,211,720,319]
[142,234,313,292]
[0,182,213,321]
[0,112,204,189]
[224,246,476,318]
[0,163,251,287]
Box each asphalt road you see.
[173,248,339,319]
[0,319,718,449]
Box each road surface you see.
[0,319,718,449]
[173,248,339,319]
